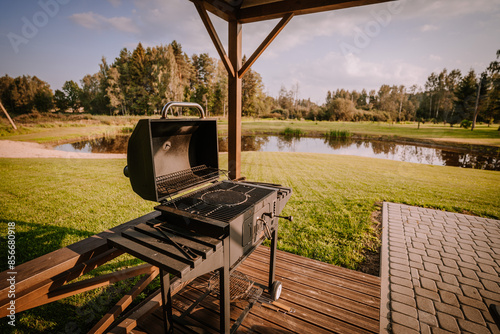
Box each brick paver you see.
[380,202,500,334]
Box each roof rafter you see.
[191,0,237,21]
[194,1,236,77]
[239,0,394,23]
[238,12,293,78]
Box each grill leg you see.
[219,239,231,333]
[269,228,277,289]
[160,269,173,334]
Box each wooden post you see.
[228,19,242,180]
[0,101,17,130]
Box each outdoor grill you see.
[109,102,292,333]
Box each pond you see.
[54,135,500,171]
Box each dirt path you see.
[0,140,126,159]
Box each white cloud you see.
[107,0,122,8]
[420,24,438,32]
[70,12,140,34]
[429,54,442,61]
[70,12,102,30]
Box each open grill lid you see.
[126,102,219,202]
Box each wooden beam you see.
[228,19,242,180]
[88,268,159,334]
[238,0,394,23]
[0,248,125,316]
[0,212,160,317]
[47,265,156,305]
[190,0,237,22]
[194,1,235,77]
[0,101,17,130]
[107,277,193,334]
[238,13,293,78]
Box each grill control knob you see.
[123,166,129,178]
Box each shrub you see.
[281,127,303,137]
[325,130,351,139]
[460,119,472,129]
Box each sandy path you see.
[0,140,126,159]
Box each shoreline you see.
[0,140,126,159]
[1,132,499,159]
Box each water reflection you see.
[218,136,270,152]
[55,135,129,154]
[54,135,499,171]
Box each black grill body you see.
[119,105,292,333]
[156,180,290,267]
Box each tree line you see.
[314,50,500,127]
[0,41,268,117]
[1,41,499,127]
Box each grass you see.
[1,152,499,332]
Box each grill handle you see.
[160,102,205,119]
[262,212,293,222]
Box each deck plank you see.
[130,245,380,334]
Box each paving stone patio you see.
[380,202,500,334]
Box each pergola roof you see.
[191,0,394,23]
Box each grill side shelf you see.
[134,223,215,258]
[121,228,202,267]
[107,235,190,278]
[147,219,223,251]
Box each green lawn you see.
[1,149,499,332]
[2,153,498,273]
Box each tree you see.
[0,75,54,114]
[171,41,195,101]
[484,49,500,123]
[148,45,182,114]
[62,80,82,111]
[211,60,228,116]
[191,53,216,114]
[54,89,68,112]
[242,57,265,117]
[106,66,126,115]
[129,43,150,114]
[80,74,100,112]
[452,69,477,126]
[33,88,53,112]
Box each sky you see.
[1,0,499,104]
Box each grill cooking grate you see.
[161,181,276,222]
[156,165,221,197]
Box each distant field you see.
[2,115,499,148]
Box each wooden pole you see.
[228,19,242,180]
[0,101,17,130]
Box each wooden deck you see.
[130,246,381,334]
